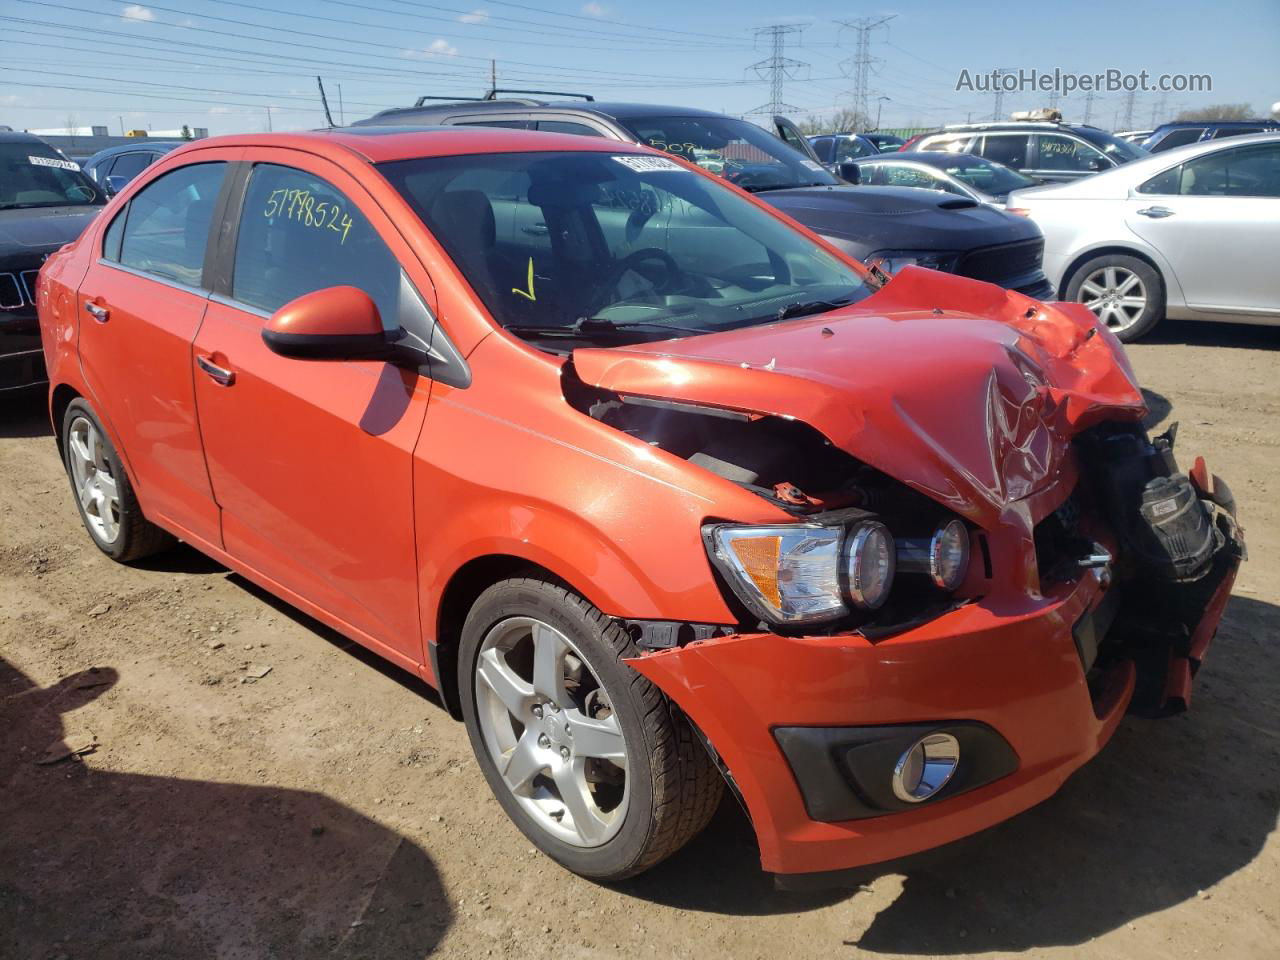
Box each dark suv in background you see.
[82,141,183,195]
[356,94,1054,298]
[1,132,105,391]
[905,120,1148,183]
[1142,119,1280,153]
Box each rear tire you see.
[1065,253,1164,342]
[61,399,174,562]
[458,577,723,880]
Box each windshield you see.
[380,150,869,344]
[614,115,839,192]
[0,142,104,209]
[927,154,1037,195]
[1082,129,1149,163]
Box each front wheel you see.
[458,577,723,880]
[1065,253,1165,342]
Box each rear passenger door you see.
[77,150,240,547]
[191,152,434,666]
[973,133,1031,174]
[1027,133,1111,182]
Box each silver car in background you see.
[1007,133,1280,341]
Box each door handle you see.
[196,354,236,386]
[521,223,549,237]
[84,301,109,322]
[1136,206,1175,218]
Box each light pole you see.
[875,95,890,131]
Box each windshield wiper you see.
[773,295,858,322]
[505,316,708,340]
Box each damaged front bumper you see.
[625,523,1243,877]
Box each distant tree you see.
[181,124,192,140]
[1175,103,1256,122]
[795,108,870,136]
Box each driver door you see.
[773,116,825,163]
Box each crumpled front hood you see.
[572,266,1145,526]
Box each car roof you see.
[925,121,1108,134]
[1152,119,1278,131]
[171,125,655,165]
[359,99,735,127]
[0,131,49,145]
[86,142,185,163]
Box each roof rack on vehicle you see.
[413,95,489,106]
[484,88,595,102]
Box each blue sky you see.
[2,0,1277,135]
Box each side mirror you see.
[262,286,398,361]
[103,175,128,198]
[837,161,862,184]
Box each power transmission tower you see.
[745,24,808,116]
[836,16,895,124]
[1083,90,1097,124]
[991,66,1014,120]
[1121,89,1136,129]
[1150,92,1168,127]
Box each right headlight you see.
[704,519,897,625]
[896,518,971,591]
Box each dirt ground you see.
[1,318,1277,960]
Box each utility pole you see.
[1083,90,1096,124]
[745,24,808,116]
[1150,92,1167,127]
[337,84,344,125]
[875,95,889,130]
[266,105,273,132]
[491,59,497,96]
[836,16,895,126]
[118,115,124,135]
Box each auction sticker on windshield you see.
[29,155,80,171]
[612,155,682,173]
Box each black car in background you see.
[82,141,183,194]
[1,132,105,391]
[904,120,1148,183]
[1141,119,1280,152]
[863,132,907,152]
[356,96,1054,298]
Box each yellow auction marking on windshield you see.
[513,257,537,301]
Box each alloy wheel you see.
[474,616,629,847]
[1079,265,1147,333]
[68,416,121,544]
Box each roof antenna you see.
[316,76,336,127]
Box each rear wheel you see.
[1065,253,1164,342]
[61,399,173,562]
[458,577,723,880]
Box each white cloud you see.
[208,106,232,115]
[0,94,21,105]
[458,8,488,23]
[405,38,458,58]
[121,4,155,21]
[581,2,605,15]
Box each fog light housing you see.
[891,732,960,803]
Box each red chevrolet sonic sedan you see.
[37,127,1243,881]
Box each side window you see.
[231,164,401,326]
[118,162,226,287]
[1037,135,1107,172]
[978,134,1029,170]
[453,118,532,129]
[881,164,945,190]
[809,138,834,163]
[536,120,604,138]
[108,152,152,183]
[1155,128,1204,150]
[920,134,976,154]
[1157,143,1280,198]
[102,208,127,261]
[1212,127,1262,139]
[833,138,873,162]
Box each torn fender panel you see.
[572,266,1145,530]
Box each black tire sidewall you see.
[457,579,660,880]
[61,399,134,561]
[1066,253,1165,342]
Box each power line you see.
[745,24,808,116]
[836,16,894,123]
[991,66,1014,120]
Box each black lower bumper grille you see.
[957,238,1045,285]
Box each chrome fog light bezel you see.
[891,731,961,803]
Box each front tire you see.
[61,399,174,562]
[1065,253,1164,342]
[458,577,723,880]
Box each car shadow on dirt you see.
[0,657,453,959]
[1144,318,1278,350]
[0,389,53,439]
[620,595,1279,946]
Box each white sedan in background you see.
[1008,133,1280,341]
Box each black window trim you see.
[206,158,471,388]
[96,159,236,295]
